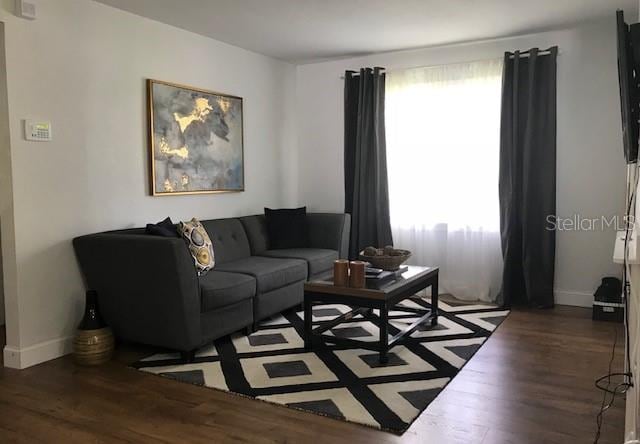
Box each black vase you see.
[74,290,114,365]
[77,290,106,330]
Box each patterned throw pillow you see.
[178,218,215,276]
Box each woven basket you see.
[359,249,411,271]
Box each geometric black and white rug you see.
[133,297,509,434]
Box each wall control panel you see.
[14,0,36,20]
[24,120,52,141]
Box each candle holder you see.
[349,261,366,288]
[333,259,349,287]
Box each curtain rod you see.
[506,47,559,59]
[339,48,560,78]
[341,67,385,79]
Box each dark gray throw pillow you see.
[145,217,179,237]
[264,207,309,249]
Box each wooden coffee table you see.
[303,265,439,363]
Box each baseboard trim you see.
[3,336,73,369]
[554,289,592,308]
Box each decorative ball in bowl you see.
[359,246,411,271]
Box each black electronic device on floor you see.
[592,277,624,323]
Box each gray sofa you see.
[73,213,350,360]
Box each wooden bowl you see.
[359,249,411,271]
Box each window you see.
[385,59,504,301]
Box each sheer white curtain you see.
[385,59,504,302]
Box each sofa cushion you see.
[199,271,256,312]
[239,215,269,255]
[260,248,337,278]
[216,256,307,293]
[264,207,310,249]
[200,218,251,264]
[145,217,179,237]
[307,213,350,258]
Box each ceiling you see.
[94,0,638,64]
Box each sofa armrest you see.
[73,233,202,352]
[307,213,351,259]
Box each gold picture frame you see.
[147,79,245,196]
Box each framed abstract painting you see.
[147,79,244,196]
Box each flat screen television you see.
[617,10,640,164]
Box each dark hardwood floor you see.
[0,306,626,443]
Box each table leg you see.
[304,296,313,350]
[431,274,439,326]
[379,304,389,364]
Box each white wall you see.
[0,232,4,326]
[295,18,627,307]
[628,183,639,444]
[0,0,297,368]
[0,20,10,329]
[625,4,640,441]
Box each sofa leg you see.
[180,350,196,363]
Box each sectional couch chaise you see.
[73,213,350,360]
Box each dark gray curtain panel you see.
[498,47,558,308]
[344,67,393,259]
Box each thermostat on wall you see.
[24,120,52,141]
[14,0,36,20]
